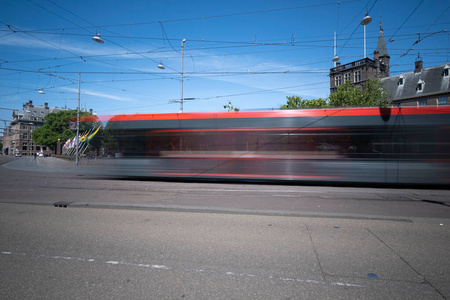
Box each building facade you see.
[329,28,390,94]
[329,26,449,107]
[2,101,67,156]
[381,61,450,107]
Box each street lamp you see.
[92,32,104,43]
[180,38,186,113]
[361,12,372,58]
[332,31,339,65]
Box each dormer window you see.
[416,79,424,91]
[444,65,449,77]
[398,75,404,86]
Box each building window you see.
[23,133,28,139]
[22,143,27,151]
[335,76,342,86]
[43,147,47,151]
[438,96,448,105]
[354,71,361,82]
[36,146,41,151]
[344,73,351,82]
[418,99,427,106]
[417,83,422,91]
[416,80,424,91]
[398,76,404,85]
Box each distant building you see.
[329,27,390,94]
[381,60,450,107]
[2,100,67,156]
[328,25,450,107]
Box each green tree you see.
[101,122,120,156]
[224,100,239,112]
[280,96,328,109]
[328,80,362,107]
[281,79,390,109]
[329,79,390,108]
[86,124,103,156]
[32,110,93,151]
[360,78,391,108]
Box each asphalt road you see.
[1,156,450,299]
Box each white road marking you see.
[0,249,365,288]
[0,249,436,293]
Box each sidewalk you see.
[36,156,83,170]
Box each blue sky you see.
[0,0,449,124]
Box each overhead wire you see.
[2,0,448,114]
[24,1,362,33]
[45,0,178,74]
[387,0,424,43]
[336,0,378,56]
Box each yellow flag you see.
[87,126,101,142]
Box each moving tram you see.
[87,106,450,186]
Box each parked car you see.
[15,153,22,157]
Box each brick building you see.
[381,60,450,107]
[2,101,67,156]
[329,27,390,94]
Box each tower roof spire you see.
[376,25,389,58]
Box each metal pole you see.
[363,25,366,58]
[334,32,337,67]
[29,128,32,156]
[180,39,186,113]
[76,71,80,166]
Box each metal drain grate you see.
[53,202,72,208]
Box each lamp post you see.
[76,71,80,166]
[180,39,186,113]
[332,31,339,66]
[361,12,372,58]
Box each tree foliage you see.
[32,110,94,150]
[224,100,240,112]
[281,79,390,109]
[280,96,328,109]
[101,122,121,155]
[360,78,390,107]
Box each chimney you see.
[414,54,423,73]
[29,100,33,107]
[414,60,423,73]
[45,102,49,109]
[373,50,379,60]
[89,109,93,114]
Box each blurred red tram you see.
[89,106,450,186]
